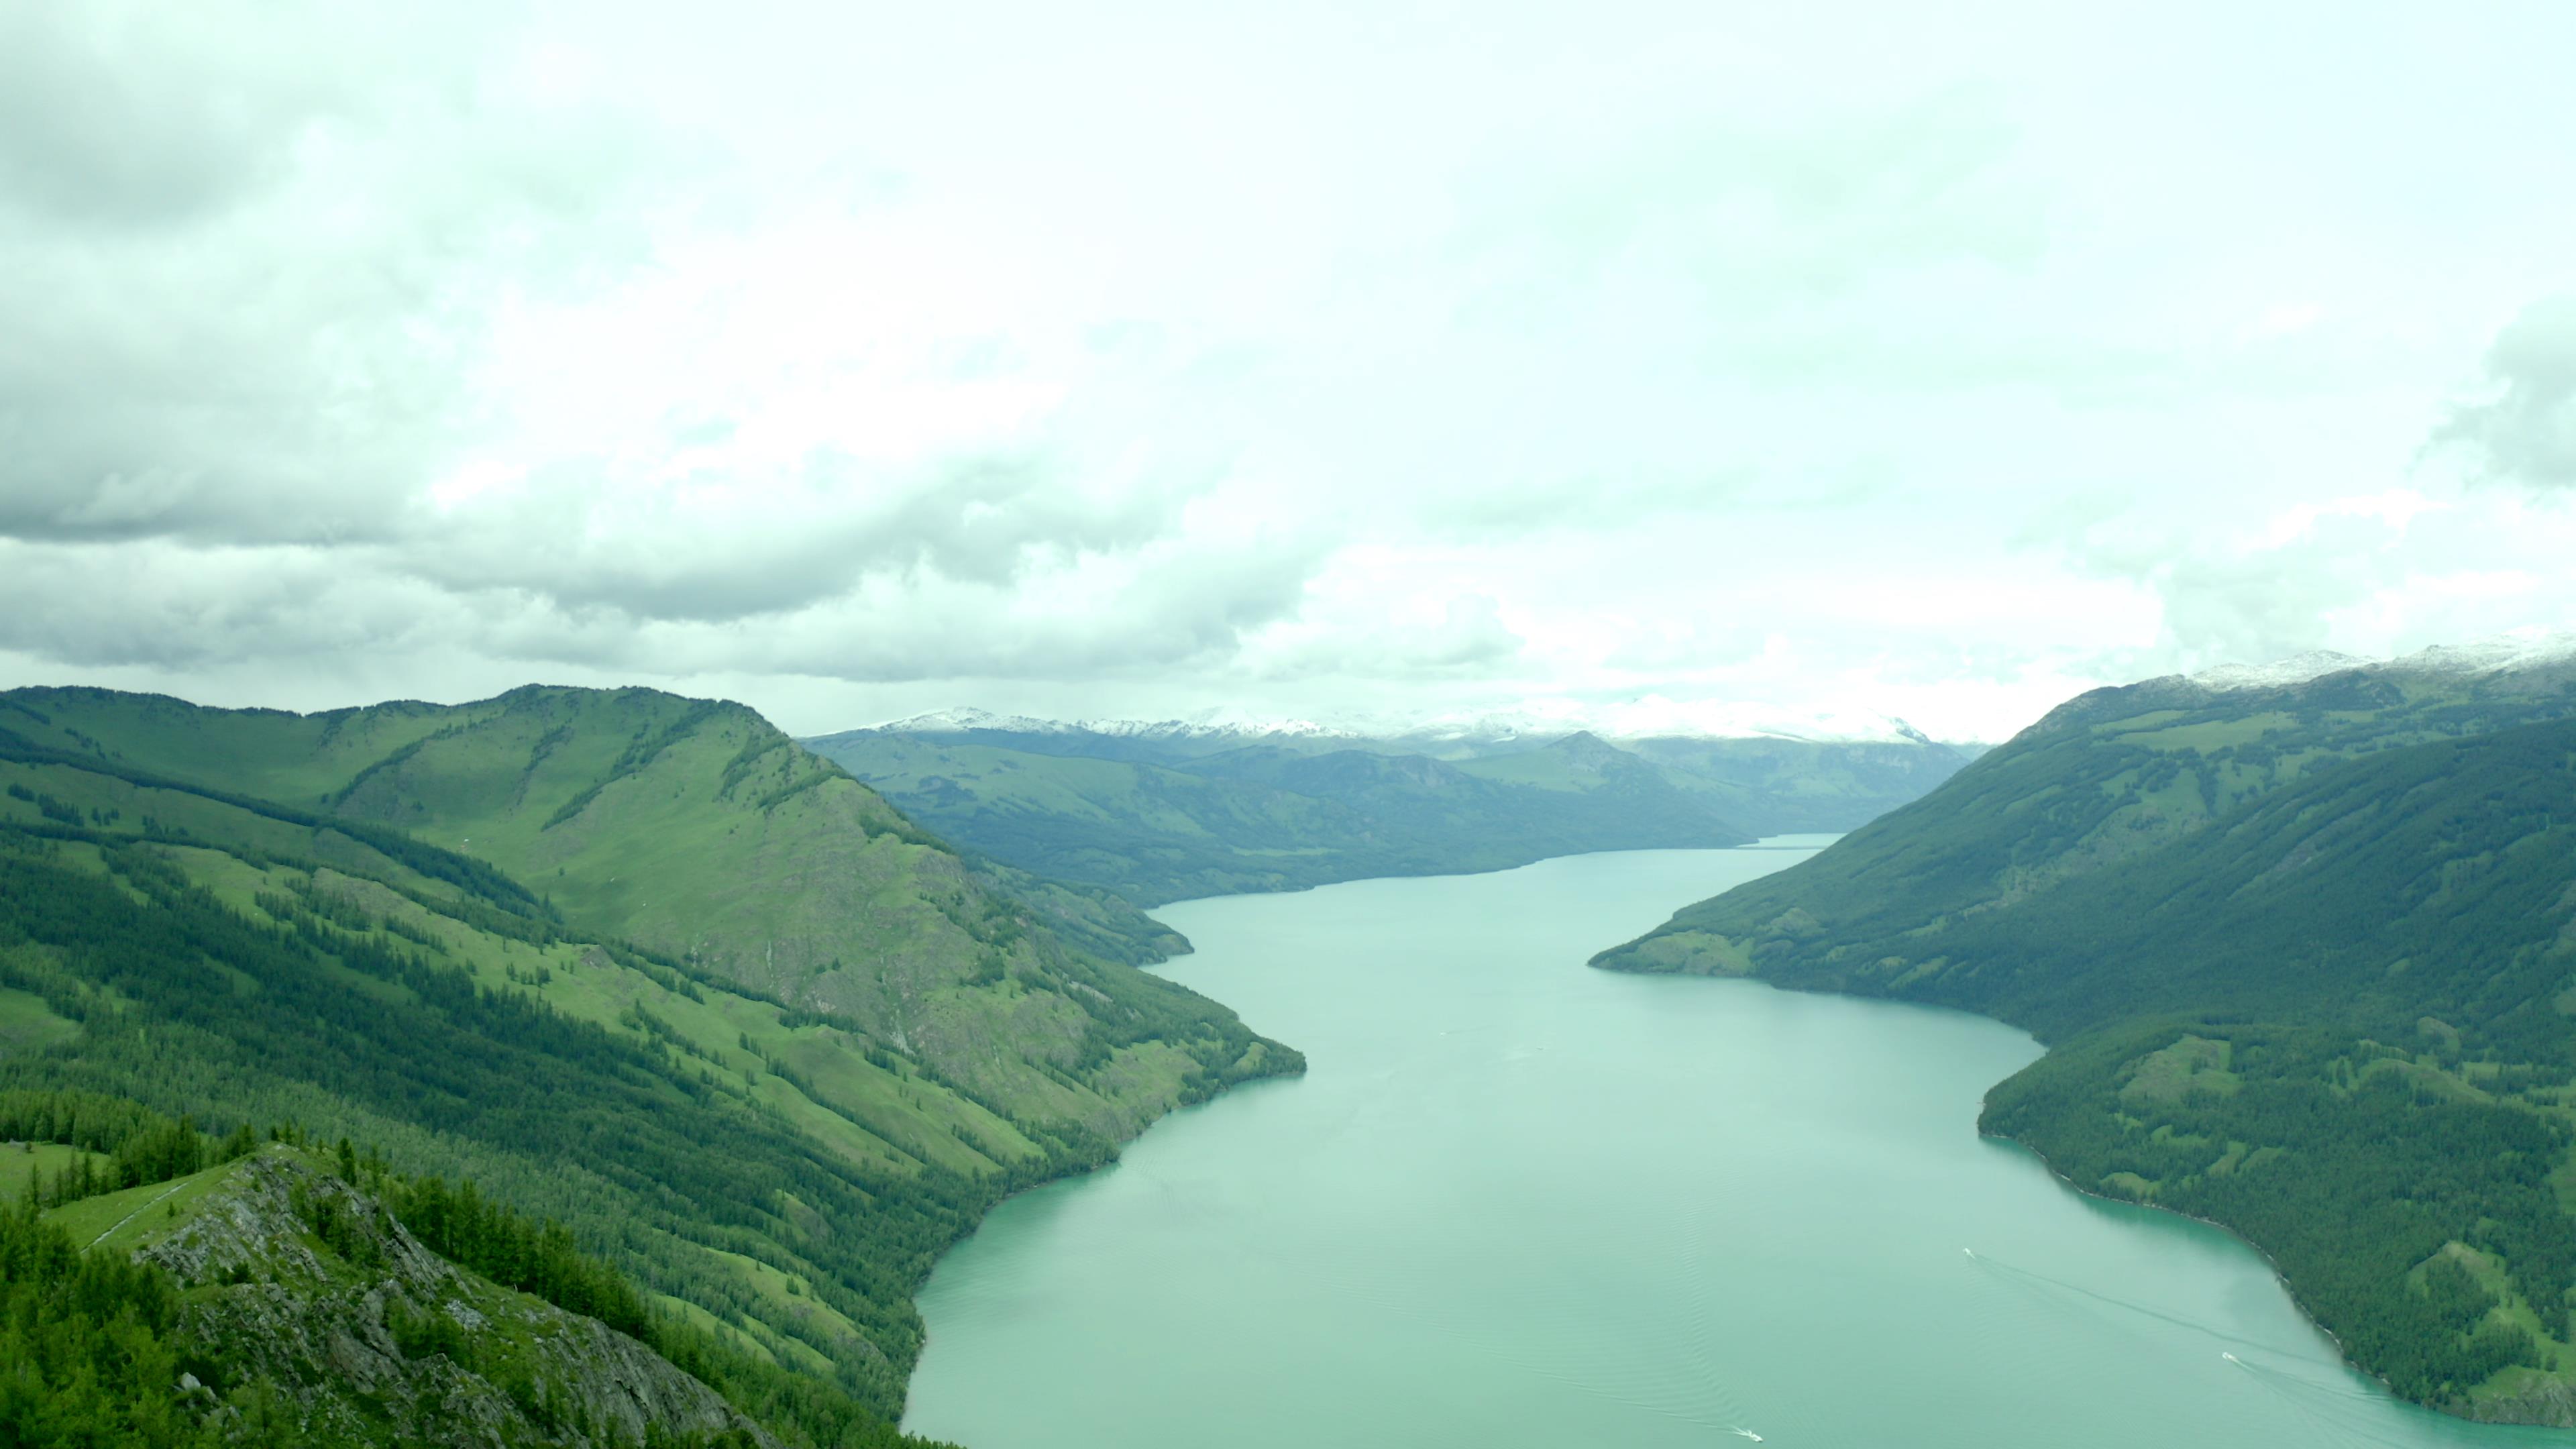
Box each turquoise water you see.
[907,844,2574,1448]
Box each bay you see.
[906,843,2573,1448]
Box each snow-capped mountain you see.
[2182,629,2576,696]
[2188,651,2371,692]
[871,705,1356,742]
[2383,627,2576,678]
[867,698,1937,747]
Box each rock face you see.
[2472,1379,2576,1429]
[141,1149,773,1448]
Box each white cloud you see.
[3,0,2575,743]
[2434,296,2576,491]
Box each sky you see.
[3,1,2573,742]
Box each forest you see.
[0,796,1076,1444]
[0,1084,955,1448]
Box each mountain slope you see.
[1609,733,1979,834]
[804,727,1755,906]
[810,710,1970,901]
[0,685,1298,1428]
[1598,650,2576,983]
[0,685,1248,1134]
[4,1105,969,1449]
[1592,652,2576,1421]
[59,1144,782,1448]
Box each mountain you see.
[803,727,1758,906]
[805,706,1972,906]
[0,685,1232,1130]
[1599,633,2576,983]
[1593,635,2576,1421]
[0,683,1297,1440]
[7,1132,823,1448]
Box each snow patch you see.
[2188,650,2371,692]
[2178,628,2576,696]
[2383,627,2576,678]
[867,698,1933,747]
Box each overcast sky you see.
[4,1,2573,741]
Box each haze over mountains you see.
[805,702,1974,906]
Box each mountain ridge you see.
[807,704,1970,906]
[0,680,1300,1439]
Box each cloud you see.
[4,2,2574,749]
[0,539,445,669]
[1460,85,2044,307]
[0,3,674,549]
[2433,296,2576,491]
[400,450,1194,625]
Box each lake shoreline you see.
[907,846,2546,1448]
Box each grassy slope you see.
[803,735,1364,905]
[1613,734,1974,835]
[0,685,1250,1135]
[0,686,1301,1421]
[1597,666,2576,981]
[807,729,1753,907]
[32,1143,877,1448]
[1592,666,2576,1419]
[0,787,996,1407]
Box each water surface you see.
[908,845,2571,1448]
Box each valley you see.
[10,641,2576,1442]
[805,708,1970,906]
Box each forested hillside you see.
[1,1116,886,1448]
[0,686,1234,1133]
[1595,657,2576,1423]
[0,684,1298,1444]
[1599,656,2576,983]
[806,727,1764,906]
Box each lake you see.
[906,843,2573,1448]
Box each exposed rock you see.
[139,1148,775,1448]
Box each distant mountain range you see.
[805,704,1975,906]
[1595,628,2576,1422]
[869,697,1947,751]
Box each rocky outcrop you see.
[141,1149,773,1448]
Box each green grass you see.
[0,982,78,1055]
[0,1140,104,1199]
[2117,1036,2239,1104]
[43,1156,240,1252]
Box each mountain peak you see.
[2188,650,2371,692]
[2176,629,2576,697]
[2385,627,2576,678]
[853,698,1943,748]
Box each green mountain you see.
[806,712,1970,908]
[6,1127,848,1448]
[1594,650,2576,1421]
[803,725,1827,906]
[1607,732,1986,834]
[1,685,1233,1132]
[0,684,1297,1443]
